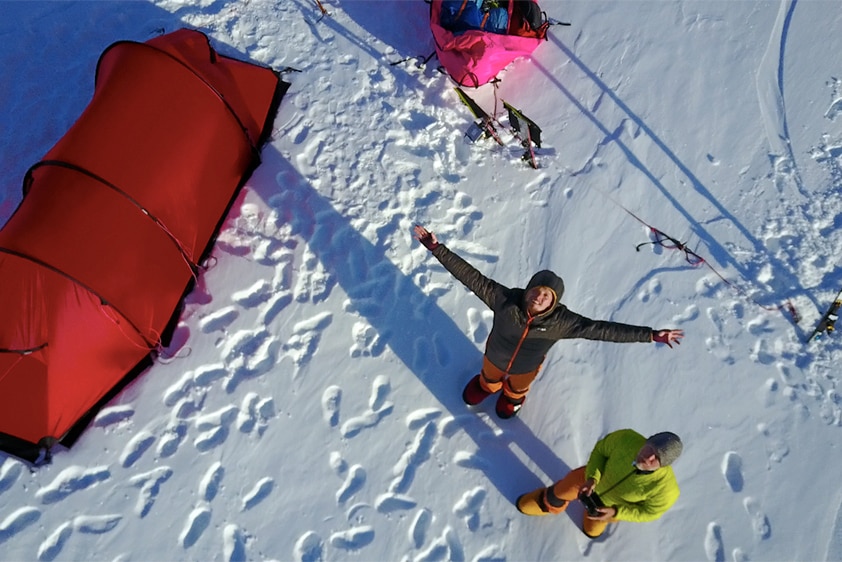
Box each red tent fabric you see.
[430,0,548,87]
[0,29,286,462]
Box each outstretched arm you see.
[413,225,503,309]
[652,329,684,348]
[413,225,439,250]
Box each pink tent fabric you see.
[430,0,547,87]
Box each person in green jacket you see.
[516,429,682,539]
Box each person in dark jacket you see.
[413,225,683,418]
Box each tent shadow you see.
[249,147,570,504]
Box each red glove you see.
[414,225,440,251]
[653,329,683,348]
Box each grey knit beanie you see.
[646,432,683,466]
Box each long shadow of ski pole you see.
[250,147,569,503]
[539,36,806,310]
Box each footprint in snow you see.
[241,477,274,511]
[374,492,417,513]
[222,523,247,562]
[749,339,774,365]
[236,392,274,435]
[389,422,437,494]
[329,525,375,550]
[705,335,734,364]
[285,312,333,368]
[415,526,464,562]
[453,486,487,532]
[129,466,173,518]
[199,461,224,502]
[120,430,156,468]
[322,386,342,427]
[672,304,699,323]
[467,307,489,344]
[330,451,348,476]
[157,422,187,458]
[825,97,842,120]
[92,404,135,428]
[223,328,280,390]
[454,450,489,470]
[637,277,662,303]
[406,408,442,430]
[0,458,24,494]
[199,306,239,333]
[259,291,293,325]
[0,506,41,544]
[732,547,749,561]
[341,402,394,438]
[180,504,212,549]
[336,465,366,505]
[721,452,743,492]
[704,522,725,562]
[193,363,227,386]
[744,497,771,539]
[37,522,73,561]
[73,514,122,534]
[294,530,324,562]
[350,321,384,358]
[409,508,432,549]
[369,374,390,411]
[232,279,273,308]
[36,466,111,504]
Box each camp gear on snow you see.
[431,0,549,87]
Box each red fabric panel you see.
[0,255,147,442]
[145,29,280,148]
[0,29,280,448]
[0,166,187,343]
[44,39,257,266]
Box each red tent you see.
[0,29,286,463]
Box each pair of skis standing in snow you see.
[414,224,684,539]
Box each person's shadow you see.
[250,147,570,504]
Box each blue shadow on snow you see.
[250,147,570,504]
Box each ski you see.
[453,87,504,146]
[806,288,842,342]
[503,100,542,169]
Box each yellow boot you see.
[516,488,550,516]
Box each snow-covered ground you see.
[2,1,842,560]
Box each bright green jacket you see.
[585,429,680,523]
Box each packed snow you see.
[2,1,842,561]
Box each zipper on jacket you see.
[504,314,534,374]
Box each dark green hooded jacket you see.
[431,244,653,374]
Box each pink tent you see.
[430,0,548,87]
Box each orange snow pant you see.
[478,356,542,400]
[544,466,617,538]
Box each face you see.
[634,443,661,471]
[525,286,555,315]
